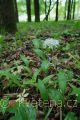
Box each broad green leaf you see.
[63,43,71,51]
[41,60,50,72]
[48,89,62,104]
[58,70,73,93]
[10,103,36,120]
[23,79,36,86]
[43,75,53,84]
[75,61,80,69]
[38,80,49,100]
[20,55,30,67]
[66,70,73,81]
[0,98,9,114]
[44,107,52,120]
[0,70,21,86]
[32,68,41,82]
[24,66,32,75]
[34,49,46,60]
[10,114,22,120]
[70,85,80,103]
[32,39,42,49]
[64,112,77,120]
[58,70,67,93]
[70,85,80,95]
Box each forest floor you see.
[0,21,80,120]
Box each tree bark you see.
[64,0,67,19]
[45,0,51,21]
[44,0,47,20]
[0,0,17,33]
[26,0,31,22]
[55,0,59,21]
[34,0,40,22]
[73,0,76,19]
[14,0,19,22]
[67,0,71,20]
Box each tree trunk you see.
[45,0,51,21]
[26,0,31,22]
[67,0,71,20]
[73,0,76,19]
[0,0,17,33]
[64,0,67,19]
[55,0,59,21]
[14,0,19,22]
[0,11,2,26]
[44,1,47,20]
[34,0,40,22]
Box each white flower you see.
[16,89,29,103]
[43,38,59,49]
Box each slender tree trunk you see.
[44,1,47,20]
[46,0,51,21]
[34,0,40,22]
[67,0,71,20]
[73,0,76,19]
[70,0,73,19]
[0,0,17,33]
[26,0,31,22]
[0,11,2,26]
[64,0,67,19]
[14,0,19,22]
[55,0,59,21]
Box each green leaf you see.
[37,80,49,100]
[70,85,80,95]
[63,43,71,51]
[44,107,52,120]
[41,60,50,72]
[0,98,9,114]
[34,49,46,60]
[48,89,62,104]
[10,103,36,120]
[43,75,53,84]
[32,39,42,49]
[58,70,67,93]
[57,70,73,93]
[32,68,41,82]
[0,70,21,86]
[20,55,30,67]
[70,85,80,103]
[64,112,77,120]
[24,66,32,75]
[66,70,73,81]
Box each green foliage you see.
[0,70,21,86]
[0,35,4,44]
[34,48,46,60]
[64,112,77,120]
[38,79,49,100]
[48,89,62,104]
[20,54,30,67]
[9,103,36,120]
[32,39,43,49]
[0,98,9,114]
[70,85,80,103]
[43,75,53,84]
[32,68,41,82]
[58,70,73,93]
[0,35,4,53]
[1,21,80,119]
[63,43,71,51]
[41,60,51,73]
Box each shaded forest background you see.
[0,0,80,33]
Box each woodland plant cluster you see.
[0,24,80,120]
[0,0,80,119]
